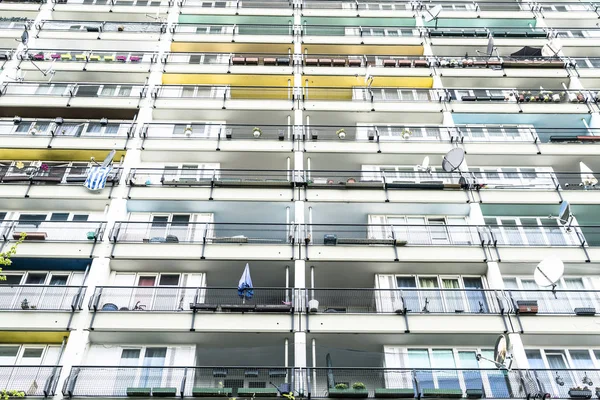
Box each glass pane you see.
[432,350,460,389]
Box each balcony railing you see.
[51,0,170,5]
[172,23,294,36]
[0,82,147,100]
[427,27,546,38]
[0,20,30,30]
[504,289,600,315]
[306,288,501,314]
[37,20,165,34]
[304,87,439,102]
[552,28,600,39]
[306,367,536,399]
[0,285,86,311]
[63,366,293,398]
[110,222,296,244]
[139,122,292,141]
[153,85,293,101]
[163,52,293,67]
[0,365,61,397]
[0,220,106,242]
[302,25,419,37]
[448,88,597,104]
[21,49,157,64]
[0,119,134,137]
[181,0,293,8]
[91,286,293,312]
[128,168,294,187]
[0,164,122,186]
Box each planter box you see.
[574,307,596,316]
[14,232,47,240]
[192,388,232,397]
[517,300,538,314]
[329,388,369,398]
[237,388,278,397]
[466,389,484,398]
[152,388,177,397]
[569,390,592,399]
[422,389,463,398]
[127,388,151,397]
[374,388,415,398]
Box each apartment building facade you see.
[0,0,600,399]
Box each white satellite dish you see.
[580,161,598,186]
[20,30,29,46]
[558,201,571,226]
[442,148,465,172]
[417,156,430,173]
[542,40,562,58]
[486,36,495,57]
[477,334,513,370]
[534,256,564,288]
[101,149,117,167]
[424,4,442,22]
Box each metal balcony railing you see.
[301,25,419,37]
[139,122,292,141]
[91,286,293,312]
[153,85,293,101]
[446,88,599,104]
[172,23,294,36]
[0,365,61,397]
[302,54,431,68]
[504,289,600,315]
[303,87,439,102]
[181,0,293,8]
[0,285,86,311]
[21,49,157,64]
[427,27,547,38]
[570,57,600,69]
[0,119,134,138]
[63,366,293,398]
[0,164,122,186]
[552,28,600,39]
[0,82,147,100]
[305,288,501,314]
[305,367,535,399]
[304,170,463,188]
[0,220,106,242]
[51,0,171,5]
[109,222,297,244]
[127,168,294,187]
[0,0,45,4]
[0,20,30,30]
[163,52,293,66]
[37,20,165,33]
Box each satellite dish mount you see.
[442,148,466,173]
[534,256,565,296]
[424,5,442,29]
[476,334,513,370]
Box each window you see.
[369,215,473,245]
[471,166,554,188]
[486,216,578,247]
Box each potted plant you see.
[252,127,262,138]
[401,128,412,139]
[0,390,25,399]
[329,383,368,398]
[594,387,600,398]
[336,128,346,139]
[568,386,592,399]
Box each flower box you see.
[517,300,538,314]
[116,55,128,62]
[422,389,463,398]
[374,388,415,398]
[328,388,369,398]
[237,388,278,397]
[130,56,141,62]
[192,388,232,397]
[152,388,177,397]
[569,389,592,399]
[466,389,484,398]
[127,388,151,397]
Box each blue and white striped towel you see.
[84,166,112,191]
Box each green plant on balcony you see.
[252,127,262,138]
[329,383,368,398]
[0,232,26,279]
[568,386,592,399]
[335,384,348,390]
[352,383,366,390]
[0,390,25,399]
[336,129,346,140]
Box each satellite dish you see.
[486,37,495,57]
[541,40,562,58]
[558,201,570,226]
[534,257,564,288]
[424,4,442,22]
[416,156,430,173]
[494,334,511,366]
[580,161,598,186]
[20,30,29,45]
[101,149,117,167]
[442,148,465,172]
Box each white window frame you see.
[470,166,555,188]
[486,216,579,247]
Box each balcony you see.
[163,52,293,74]
[301,0,416,17]
[0,1,42,17]
[301,25,422,45]
[172,23,294,44]
[0,220,106,258]
[50,0,172,22]
[151,85,295,117]
[19,49,157,83]
[35,21,166,50]
[0,285,86,330]
[127,168,295,202]
[0,365,61,397]
[139,123,294,153]
[108,221,296,260]
[0,162,122,209]
[0,83,146,119]
[88,286,293,331]
[181,0,293,15]
[63,366,294,398]
[305,367,534,400]
[301,55,431,78]
[0,118,134,149]
[0,19,30,48]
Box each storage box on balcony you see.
[127,388,151,397]
[574,307,596,316]
[374,388,415,398]
[422,389,463,398]
[516,300,538,314]
[152,387,177,397]
[466,389,484,399]
[192,388,232,397]
[237,388,278,397]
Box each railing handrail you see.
[0,284,87,288]
[94,285,291,290]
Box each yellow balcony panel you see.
[0,149,125,162]
[303,44,424,56]
[303,76,433,88]
[305,87,353,100]
[0,331,69,344]
[162,74,292,86]
[171,42,292,54]
[230,86,292,100]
